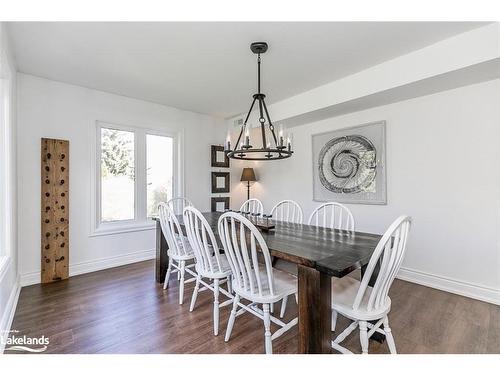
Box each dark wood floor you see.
[7,260,500,354]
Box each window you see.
[100,128,135,222]
[0,66,12,268]
[94,122,178,235]
[0,78,6,260]
[146,134,173,217]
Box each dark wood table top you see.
[167,211,382,278]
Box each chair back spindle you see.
[308,202,355,231]
[239,198,264,216]
[167,197,193,216]
[158,202,190,257]
[270,200,303,224]
[183,206,226,275]
[353,216,412,312]
[218,212,275,297]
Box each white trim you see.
[20,248,155,287]
[18,271,39,287]
[0,276,21,354]
[1,64,13,264]
[88,221,155,237]
[70,248,155,277]
[177,128,185,199]
[397,267,500,306]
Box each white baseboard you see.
[20,249,155,287]
[0,276,21,354]
[19,270,39,287]
[70,248,155,277]
[397,267,500,306]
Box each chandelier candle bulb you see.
[245,128,250,147]
[278,124,284,147]
[287,133,293,151]
[266,141,272,158]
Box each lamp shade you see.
[240,168,257,182]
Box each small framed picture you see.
[211,172,230,193]
[211,197,230,212]
[211,145,229,168]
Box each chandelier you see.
[225,42,293,161]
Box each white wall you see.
[17,73,222,285]
[0,23,19,352]
[230,79,500,304]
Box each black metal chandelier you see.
[225,42,293,161]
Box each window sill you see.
[90,221,156,237]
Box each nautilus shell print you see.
[317,135,377,194]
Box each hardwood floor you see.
[7,260,500,354]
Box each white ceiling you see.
[8,22,487,118]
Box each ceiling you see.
[8,22,488,118]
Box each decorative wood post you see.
[41,138,69,283]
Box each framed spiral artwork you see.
[312,121,386,205]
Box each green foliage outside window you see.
[101,128,134,178]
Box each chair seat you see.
[332,276,391,321]
[167,236,195,261]
[233,266,297,304]
[197,253,232,279]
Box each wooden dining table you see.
[153,211,382,354]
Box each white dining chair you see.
[158,202,197,304]
[167,197,193,216]
[331,215,412,354]
[239,198,264,217]
[183,206,234,336]
[218,212,298,354]
[166,197,192,267]
[308,202,355,231]
[270,200,303,224]
[280,202,355,318]
[268,199,303,318]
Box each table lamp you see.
[240,168,257,200]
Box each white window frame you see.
[0,78,7,268]
[0,52,13,278]
[90,121,182,236]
